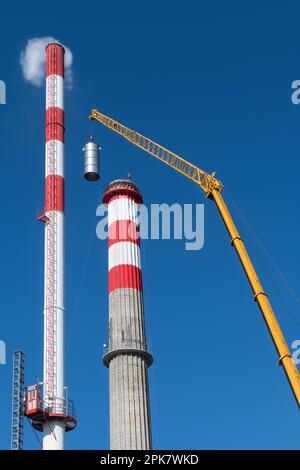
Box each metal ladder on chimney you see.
[45,46,58,407]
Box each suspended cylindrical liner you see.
[83,139,100,181]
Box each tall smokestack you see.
[24,42,76,448]
[103,179,153,450]
[43,43,66,450]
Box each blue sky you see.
[1,0,300,450]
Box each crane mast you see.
[89,108,300,408]
[11,351,25,450]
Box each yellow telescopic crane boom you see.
[89,108,300,408]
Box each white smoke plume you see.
[20,36,73,89]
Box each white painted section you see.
[43,421,65,450]
[108,197,139,227]
[109,241,141,270]
[46,75,64,110]
[45,141,64,177]
[44,211,65,309]
[43,210,65,450]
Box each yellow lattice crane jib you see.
[89,108,300,409]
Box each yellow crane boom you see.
[89,108,300,408]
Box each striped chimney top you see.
[103,179,143,205]
[103,179,143,295]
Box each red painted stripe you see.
[108,220,140,247]
[45,175,64,212]
[46,44,64,78]
[109,265,142,293]
[103,190,143,205]
[46,107,64,126]
[46,107,64,142]
[46,123,65,143]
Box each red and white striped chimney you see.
[103,179,153,450]
[43,43,66,450]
